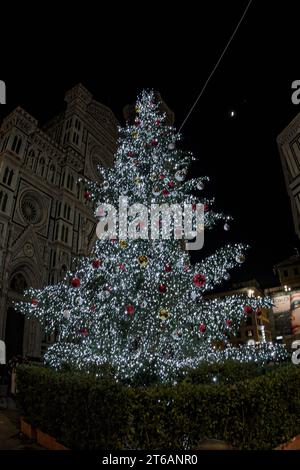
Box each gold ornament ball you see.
[135,106,141,113]
[134,176,141,185]
[236,254,245,264]
[120,240,128,249]
[132,131,138,139]
[158,308,169,321]
[138,255,148,266]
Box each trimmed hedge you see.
[17,363,300,450]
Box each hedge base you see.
[275,435,300,450]
[20,418,69,450]
[20,417,37,440]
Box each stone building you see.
[277,114,300,239]
[0,84,118,359]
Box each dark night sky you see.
[1,1,299,287]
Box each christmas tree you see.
[17,90,286,383]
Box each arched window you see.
[7,169,14,186]
[70,176,74,191]
[60,264,67,280]
[1,193,8,212]
[48,164,56,184]
[3,167,14,186]
[10,273,28,293]
[27,149,35,170]
[67,206,71,220]
[63,203,67,218]
[54,224,59,240]
[0,191,2,207]
[2,167,9,184]
[65,227,69,243]
[1,135,9,151]
[61,225,65,241]
[39,157,46,177]
[11,136,22,154]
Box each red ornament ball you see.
[204,204,209,212]
[168,181,175,188]
[71,277,80,288]
[151,139,158,147]
[159,174,166,180]
[199,324,206,333]
[159,284,167,293]
[165,264,172,272]
[119,263,126,270]
[155,119,161,126]
[192,203,197,211]
[256,309,262,317]
[90,304,96,312]
[134,119,141,126]
[226,319,232,327]
[127,151,135,157]
[31,299,38,306]
[92,259,101,269]
[193,274,206,287]
[84,191,91,200]
[162,189,169,196]
[79,327,88,336]
[126,304,135,315]
[244,305,253,314]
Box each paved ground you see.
[0,397,43,450]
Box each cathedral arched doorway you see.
[5,273,27,360]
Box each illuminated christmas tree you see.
[17,90,286,383]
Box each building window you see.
[52,251,56,268]
[61,225,65,241]
[39,157,46,177]
[283,270,289,277]
[294,267,299,275]
[49,164,56,184]
[66,174,74,191]
[20,195,42,225]
[63,204,71,220]
[7,169,14,186]
[55,224,59,240]
[3,167,9,184]
[0,192,8,212]
[1,135,9,151]
[72,132,80,146]
[75,118,81,130]
[65,227,69,243]
[63,132,70,144]
[10,273,27,293]
[3,167,14,186]
[60,264,67,280]
[11,136,22,154]
[26,149,35,170]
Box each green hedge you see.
[17,363,300,450]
